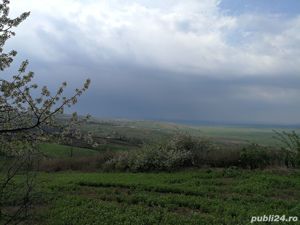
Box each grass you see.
[82,119,300,146]
[193,126,291,146]
[22,169,300,224]
[4,119,299,224]
[38,142,139,159]
[38,143,99,158]
[95,143,140,152]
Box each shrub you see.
[39,151,116,172]
[47,134,295,172]
[273,130,300,168]
[168,134,218,167]
[103,151,134,171]
[103,141,192,172]
[103,134,221,172]
[204,148,241,168]
[131,144,192,172]
[239,143,283,169]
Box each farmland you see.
[27,169,300,225]
[2,0,300,224]
[77,118,299,146]
[2,120,300,224]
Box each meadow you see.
[27,169,300,225]
[81,119,299,146]
[2,119,300,224]
[1,1,300,224]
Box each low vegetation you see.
[11,169,300,225]
[2,127,300,224]
[36,132,300,173]
[105,135,298,172]
[1,1,299,224]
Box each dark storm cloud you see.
[5,0,300,124]
[63,63,300,124]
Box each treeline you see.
[39,133,300,172]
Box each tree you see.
[273,130,300,168]
[0,1,90,223]
[60,112,98,157]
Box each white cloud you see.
[8,0,300,77]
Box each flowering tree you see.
[60,112,98,157]
[0,1,90,223]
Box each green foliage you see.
[38,154,115,172]
[47,196,207,225]
[240,144,271,169]
[274,130,300,167]
[39,143,99,158]
[103,134,218,172]
[239,143,286,169]
[11,169,300,225]
[100,134,298,172]
[82,119,289,146]
[171,134,218,167]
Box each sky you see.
[4,0,300,125]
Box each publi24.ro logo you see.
[251,215,298,223]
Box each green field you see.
[83,119,299,146]
[38,120,300,161]
[38,142,138,159]
[3,120,300,224]
[39,143,99,158]
[27,169,300,225]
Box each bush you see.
[39,151,116,172]
[104,143,192,172]
[239,143,283,169]
[103,135,298,172]
[103,134,219,172]
[133,145,192,171]
[103,151,134,171]
[274,130,300,168]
